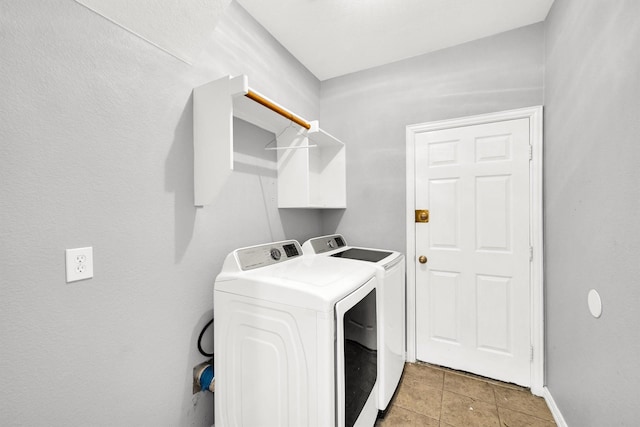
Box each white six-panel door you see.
[414,118,531,386]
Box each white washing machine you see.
[302,235,406,411]
[214,240,380,427]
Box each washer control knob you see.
[270,248,282,261]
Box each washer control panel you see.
[307,234,347,254]
[235,240,302,271]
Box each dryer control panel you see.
[235,240,302,271]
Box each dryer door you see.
[335,277,378,427]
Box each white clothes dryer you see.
[302,235,406,412]
[214,240,380,427]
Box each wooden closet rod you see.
[245,90,311,130]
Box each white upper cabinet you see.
[193,75,346,208]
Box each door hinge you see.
[529,145,533,160]
[530,346,534,362]
[529,246,533,261]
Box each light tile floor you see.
[376,362,556,427]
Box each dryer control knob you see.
[270,248,282,261]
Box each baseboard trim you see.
[543,386,568,427]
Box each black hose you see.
[197,318,214,357]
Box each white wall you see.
[0,1,322,425]
[544,1,640,425]
[320,23,545,253]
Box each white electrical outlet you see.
[65,247,94,282]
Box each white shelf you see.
[193,75,346,208]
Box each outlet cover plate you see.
[66,247,94,282]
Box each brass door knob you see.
[419,212,428,221]
[418,255,427,264]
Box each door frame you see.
[405,106,544,395]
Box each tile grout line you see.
[417,361,527,392]
[440,371,446,424]
[492,384,502,427]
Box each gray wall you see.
[544,1,640,425]
[0,1,322,425]
[4,0,637,425]
[320,23,545,253]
